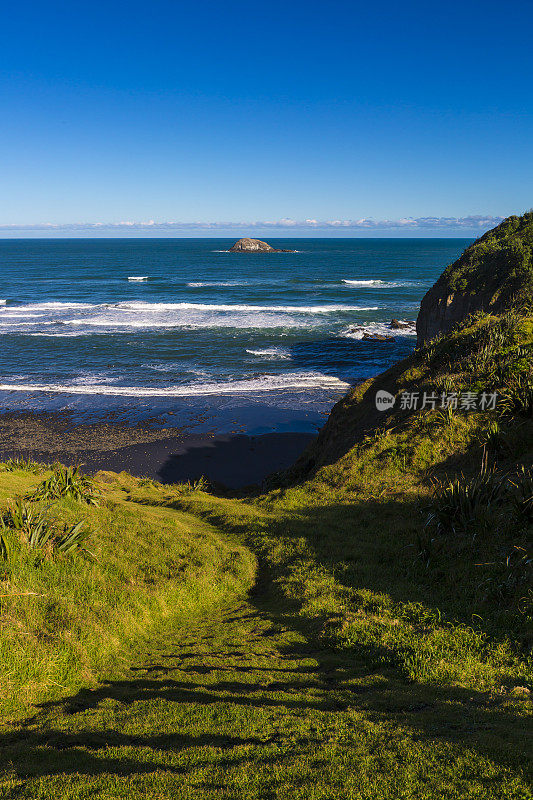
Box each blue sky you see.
[1,0,532,236]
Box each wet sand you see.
[0,411,316,489]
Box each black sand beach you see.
[0,411,315,489]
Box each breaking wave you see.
[0,300,381,334]
[342,279,422,288]
[0,372,350,397]
[340,321,417,339]
[114,302,378,313]
[245,347,292,360]
[186,280,253,287]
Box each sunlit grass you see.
[0,310,531,797]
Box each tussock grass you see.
[27,464,102,505]
[0,456,51,474]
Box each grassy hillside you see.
[288,306,533,475]
[176,310,533,692]
[0,465,255,720]
[0,308,531,797]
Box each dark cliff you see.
[416,211,533,345]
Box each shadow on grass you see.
[1,727,280,781]
[2,596,531,788]
[1,487,531,791]
[173,491,529,641]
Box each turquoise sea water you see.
[0,238,470,432]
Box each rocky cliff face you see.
[271,212,533,487]
[416,212,533,345]
[228,238,293,253]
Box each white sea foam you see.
[0,321,56,327]
[0,300,381,335]
[187,280,252,287]
[18,302,95,310]
[0,372,350,397]
[115,302,378,313]
[0,313,44,318]
[143,363,210,376]
[69,371,116,386]
[63,317,182,328]
[26,332,87,337]
[342,279,421,288]
[186,278,295,288]
[0,300,6,306]
[343,279,386,286]
[128,276,149,281]
[246,347,292,360]
[340,321,416,339]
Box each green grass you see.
[27,465,103,505]
[438,210,533,301]
[0,310,532,798]
[1,598,530,799]
[0,468,255,721]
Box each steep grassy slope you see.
[176,312,533,691]
[417,211,533,343]
[287,307,533,475]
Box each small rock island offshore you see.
[229,238,295,252]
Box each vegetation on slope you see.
[441,211,533,298]
[290,307,533,474]
[0,310,531,797]
[417,211,533,343]
[0,465,254,720]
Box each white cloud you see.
[0,215,505,232]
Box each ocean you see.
[0,238,469,434]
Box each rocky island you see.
[228,237,294,252]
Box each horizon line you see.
[0,214,504,235]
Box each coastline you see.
[0,238,445,488]
[0,410,316,489]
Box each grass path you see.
[1,577,531,799]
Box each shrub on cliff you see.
[417,211,533,343]
[442,211,533,298]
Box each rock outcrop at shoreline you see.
[416,211,533,345]
[344,320,415,340]
[229,238,294,253]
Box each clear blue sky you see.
[1,0,532,236]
